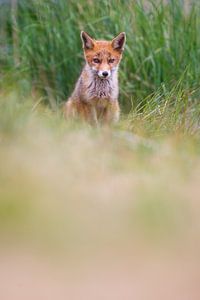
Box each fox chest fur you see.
[78,64,119,107]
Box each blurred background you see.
[1,0,200,110]
[0,1,200,299]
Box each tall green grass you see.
[0,3,200,292]
[1,0,200,111]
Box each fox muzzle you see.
[98,70,111,79]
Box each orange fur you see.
[64,31,126,125]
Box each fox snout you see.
[98,70,111,79]
[92,65,111,79]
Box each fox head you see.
[81,31,126,79]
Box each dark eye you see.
[109,58,115,63]
[93,58,100,63]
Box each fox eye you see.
[108,58,115,63]
[93,58,100,63]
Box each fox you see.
[64,31,126,125]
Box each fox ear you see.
[81,31,94,50]
[112,32,126,52]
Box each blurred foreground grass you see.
[0,88,199,253]
[0,90,200,299]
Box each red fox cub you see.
[64,31,126,125]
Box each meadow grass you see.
[0,86,199,246]
[1,0,200,110]
[0,0,199,252]
[0,1,200,298]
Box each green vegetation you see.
[0,0,199,265]
[1,0,200,110]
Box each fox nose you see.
[98,70,110,79]
[102,71,109,77]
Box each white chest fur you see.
[83,65,119,103]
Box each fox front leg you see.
[103,102,120,125]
